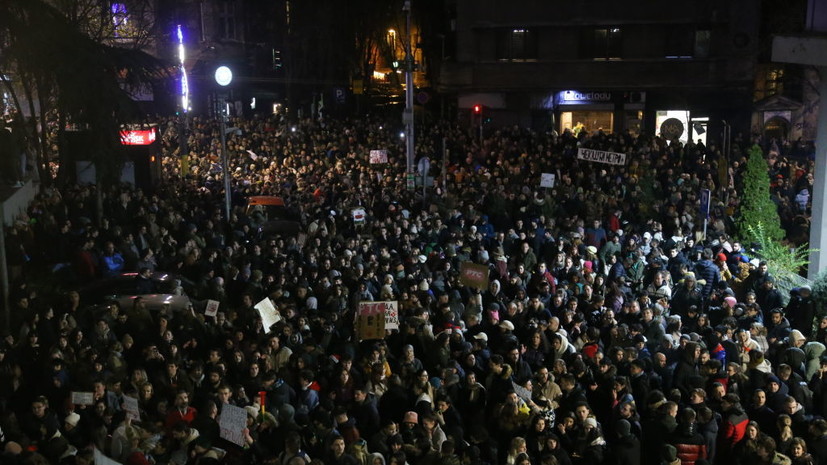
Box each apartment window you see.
[497,29,537,61]
[665,27,693,59]
[581,27,622,60]
[765,67,784,97]
[218,1,238,41]
[694,30,711,58]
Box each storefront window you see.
[561,111,614,134]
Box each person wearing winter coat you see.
[669,408,707,465]
[717,393,749,464]
[672,342,702,398]
[611,419,641,465]
[693,249,720,300]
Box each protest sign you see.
[123,395,140,421]
[218,404,247,447]
[577,147,627,166]
[356,302,386,340]
[540,173,555,188]
[460,262,490,290]
[254,297,281,333]
[369,150,388,164]
[205,299,220,318]
[71,391,94,406]
[352,208,366,224]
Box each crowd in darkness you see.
[1,111,824,465]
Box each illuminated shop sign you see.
[120,128,156,145]
[558,90,614,104]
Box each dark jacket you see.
[612,434,641,465]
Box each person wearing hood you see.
[717,393,749,464]
[611,418,641,465]
[368,451,387,465]
[670,408,707,465]
[660,444,681,465]
[766,375,791,412]
[802,341,826,380]
[672,341,701,398]
[781,330,808,375]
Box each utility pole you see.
[403,0,415,191]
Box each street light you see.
[215,66,233,222]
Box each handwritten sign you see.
[255,297,282,333]
[358,301,399,331]
[577,147,627,166]
[205,300,220,318]
[356,302,386,341]
[218,404,247,446]
[123,395,140,421]
[369,150,388,164]
[71,391,95,406]
[540,173,556,188]
[460,262,490,290]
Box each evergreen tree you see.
[737,144,785,244]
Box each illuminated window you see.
[497,28,537,61]
[111,3,128,38]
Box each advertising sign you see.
[120,128,156,146]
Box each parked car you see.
[80,272,197,314]
[246,195,302,236]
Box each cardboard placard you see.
[460,262,490,290]
[123,395,140,421]
[255,297,282,333]
[369,150,388,164]
[540,173,556,188]
[205,300,220,318]
[356,302,386,341]
[71,391,95,406]
[577,147,627,166]
[218,404,247,446]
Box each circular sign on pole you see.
[215,66,233,87]
[660,118,685,141]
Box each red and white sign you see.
[120,128,156,145]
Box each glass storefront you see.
[560,110,614,134]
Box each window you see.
[111,3,129,38]
[665,27,693,59]
[218,2,238,41]
[764,67,784,97]
[694,30,711,58]
[581,27,622,60]
[497,29,537,61]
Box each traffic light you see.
[473,104,482,114]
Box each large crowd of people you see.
[0,111,823,465]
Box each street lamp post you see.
[215,66,233,222]
[403,0,415,191]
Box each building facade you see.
[439,0,761,143]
